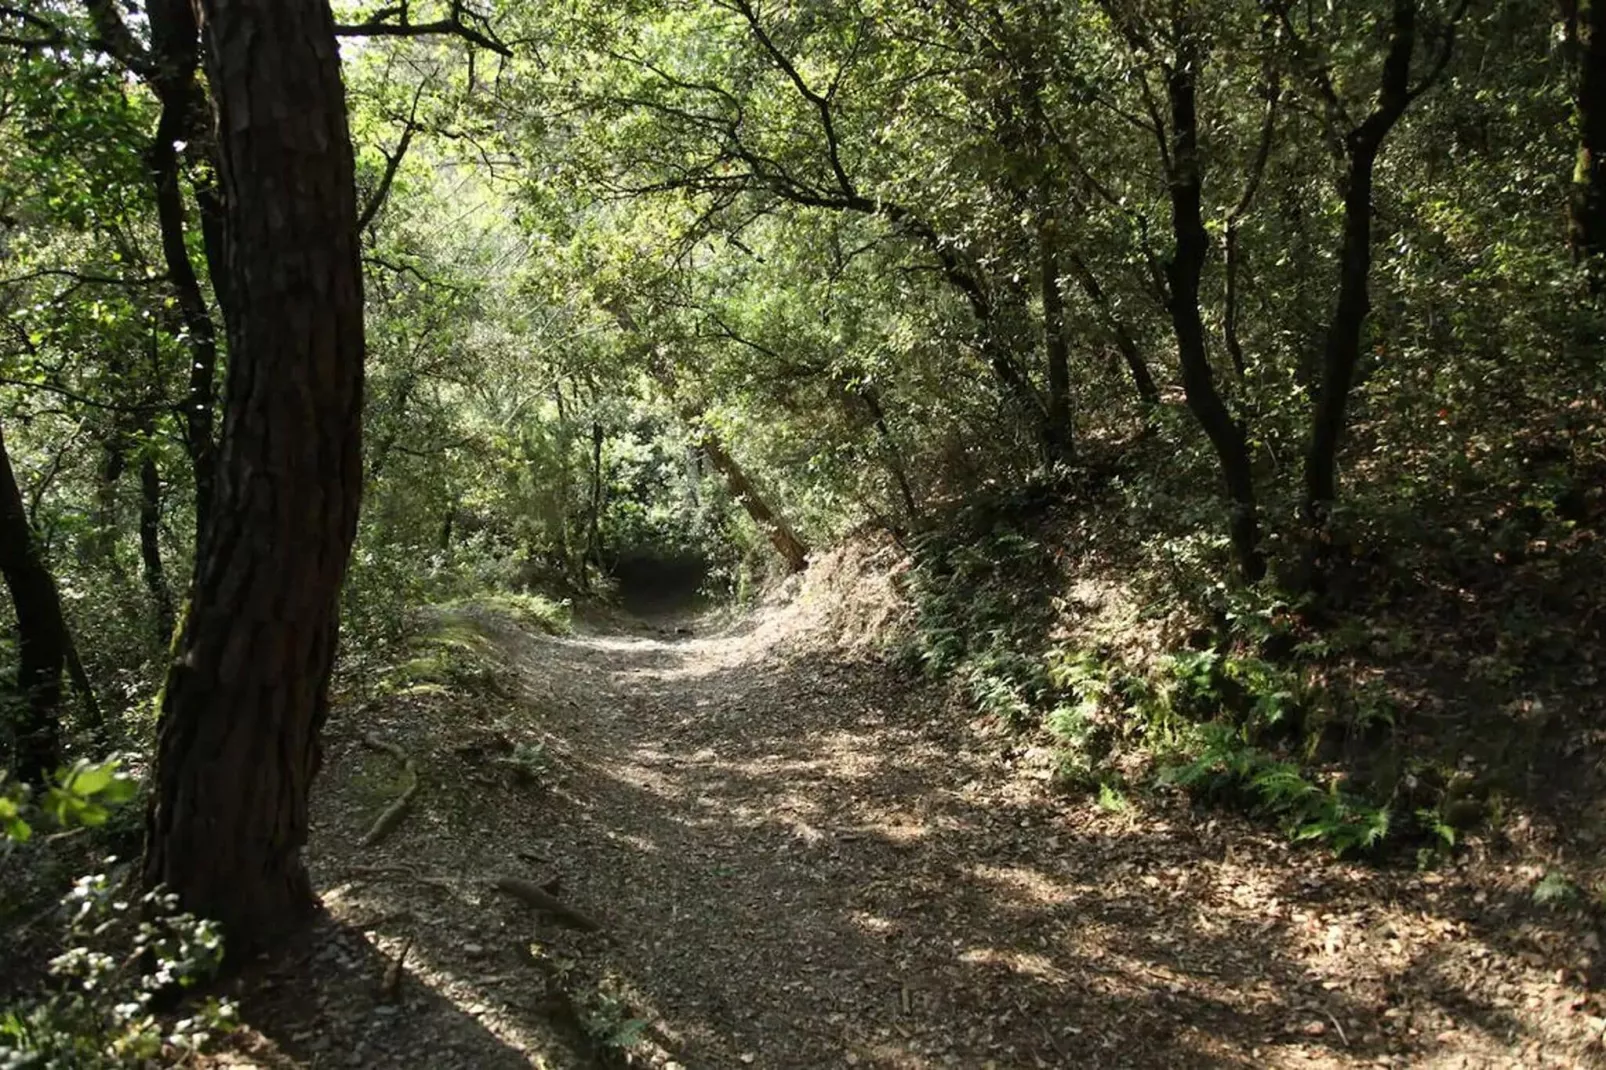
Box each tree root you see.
[359,733,418,847]
[492,875,605,933]
[342,865,608,937]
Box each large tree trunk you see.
[1162,37,1264,581]
[0,418,68,783]
[142,0,365,951]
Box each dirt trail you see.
[230,595,1606,1070]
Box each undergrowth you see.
[337,528,572,707]
[1,762,235,1067]
[897,459,1601,862]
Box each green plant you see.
[0,760,139,854]
[1532,870,1579,908]
[1095,782,1129,814]
[0,877,235,1068]
[1,761,235,1067]
[1161,726,1392,857]
[582,987,649,1051]
[448,591,573,635]
[500,741,550,785]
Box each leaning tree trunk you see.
[0,418,68,783]
[1162,38,1264,581]
[142,0,365,951]
[696,429,809,573]
[856,385,921,524]
[1064,251,1160,407]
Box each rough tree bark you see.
[0,418,68,782]
[142,0,365,950]
[1162,28,1265,581]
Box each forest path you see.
[241,599,1604,1070]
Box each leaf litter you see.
[210,547,1606,1069]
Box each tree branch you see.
[335,0,512,57]
[1404,0,1472,107]
[357,80,428,233]
[723,0,858,198]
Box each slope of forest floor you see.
[212,553,1606,1070]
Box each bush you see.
[1,763,235,1068]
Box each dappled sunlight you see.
[962,862,1077,908]
[281,599,1606,1067]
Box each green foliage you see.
[1095,781,1129,814]
[0,877,235,1069]
[1161,726,1392,858]
[40,760,139,832]
[0,776,29,844]
[446,591,572,636]
[0,761,138,856]
[1,764,233,1068]
[1532,870,1580,908]
[898,518,1062,730]
[1,0,1601,965]
[503,741,550,785]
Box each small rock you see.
[1302,1020,1327,1037]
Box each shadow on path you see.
[472,611,1596,1069]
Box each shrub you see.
[0,762,235,1068]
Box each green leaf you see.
[65,759,117,797]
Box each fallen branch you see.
[360,733,419,847]
[492,875,605,933]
